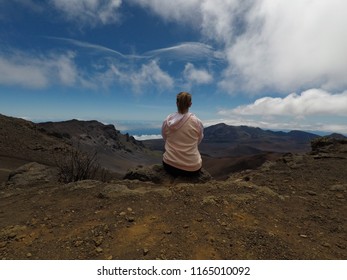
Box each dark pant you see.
[163,161,201,177]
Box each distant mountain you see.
[203,123,319,143]
[200,123,320,156]
[326,133,347,139]
[203,123,271,142]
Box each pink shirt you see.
[162,112,204,171]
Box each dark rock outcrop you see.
[124,164,212,184]
[310,137,347,154]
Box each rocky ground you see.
[0,138,346,260]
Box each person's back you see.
[161,92,203,176]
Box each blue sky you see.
[1,0,347,137]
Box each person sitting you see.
[161,92,204,177]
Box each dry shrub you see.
[56,148,101,183]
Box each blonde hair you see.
[176,92,192,114]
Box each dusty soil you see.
[0,142,346,260]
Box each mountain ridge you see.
[144,122,344,158]
[1,113,346,179]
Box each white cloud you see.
[222,89,347,117]
[53,52,79,86]
[0,55,49,88]
[0,50,84,89]
[51,0,122,27]
[183,63,213,85]
[133,60,174,91]
[106,60,174,93]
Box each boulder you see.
[7,162,59,186]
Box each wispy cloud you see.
[52,37,224,62]
[144,42,224,61]
[49,37,148,59]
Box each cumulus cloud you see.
[221,89,347,117]
[0,50,81,89]
[183,63,213,85]
[50,0,122,27]
[219,0,347,93]
[132,60,174,91]
[215,89,347,134]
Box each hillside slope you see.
[0,114,161,178]
[37,119,160,173]
[0,138,346,260]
